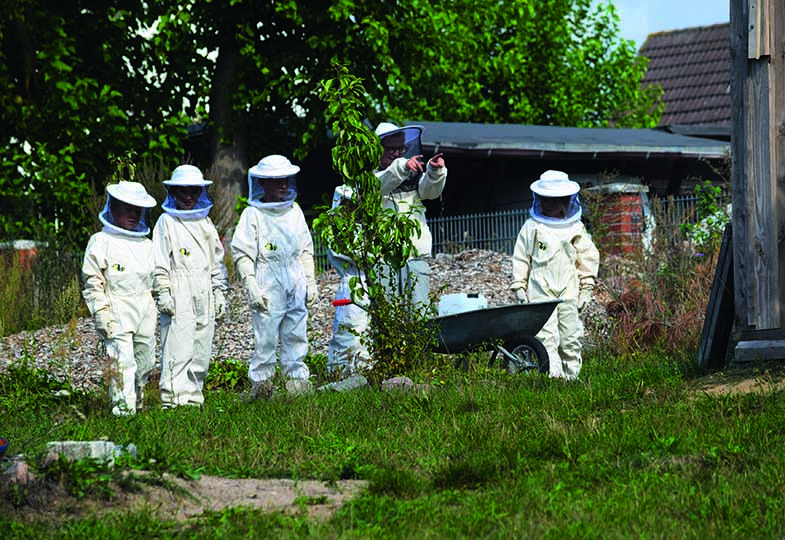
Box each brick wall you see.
[0,240,41,271]
[587,185,648,255]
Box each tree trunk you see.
[207,36,248,238]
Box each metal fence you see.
[656,193,729,228]
[313,193,728,270]
[429,208,530,256]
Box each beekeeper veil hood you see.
[529,170,582,225]
[375,122,423,163]
[161,164,213,219]
[99,181,156,236]
[247,154,299,209]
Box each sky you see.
[608,0,730,49]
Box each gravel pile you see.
[0,250,611,392]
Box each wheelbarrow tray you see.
[430,300,560,355]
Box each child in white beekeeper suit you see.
[231,155,318,400]
[326,185,372,376]
[152,165,228,408]
[374,122,446,313]
[511,170,600,380]
[82,181,157,416]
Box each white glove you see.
[157,290,175,316]
[306,280,319,309]
[244,275,269,312]
[214,289,226,321]
[94,309,116,340]
[514,288,528,303]
[578,287,593,313]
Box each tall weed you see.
[0,232,86,337]
[0,251,35,336]
[600,196,719,358]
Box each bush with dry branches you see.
[598,196,721,358]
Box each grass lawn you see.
[2,349,785,539]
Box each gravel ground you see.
[0,249,611,393]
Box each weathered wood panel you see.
[748,0,770,58]
[731,0,750,329]
[775,0,785,328]
[746,58,779,329]
[698,224,735,370]
[732,0,780,331]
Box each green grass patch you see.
[3,351,785,537]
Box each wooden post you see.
[731,0,785,362]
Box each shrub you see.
[600,195,720,358]
[313,64,438,383]
[205,358,249,391]
[0,232,85,337]
[680,180,730,249]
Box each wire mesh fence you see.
[429,208,530,256]
[312,193,728,271]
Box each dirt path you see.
[125,475,368,521]
[4,473,368,523]
[691,366,785,397]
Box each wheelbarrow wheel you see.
[504,336,549,374]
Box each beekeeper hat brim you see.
[249,155,300,179]
[106,181,156,208]
[374,122,423,146]
[163,164,212,186]
[530,170,580,197]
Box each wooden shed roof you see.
[640,23,731,127]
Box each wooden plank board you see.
[745,59,779,329]
[730,0,749,330]
[697,224,735,370]
[748,0,770,59]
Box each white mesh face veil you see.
[162,165,214,218]
[375,123,423,164]
[99,182,155,236]
[247,175,297,208]
[530,193,582,225]
[246,155,299,209]
[162,187,213,219]
[529,170,582,225]
[99,197,154,236]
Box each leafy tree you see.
[0,0,190,246]
[149,0,661,226]
[0,0,661,250]
[313,64,436,380]
[378,0,662,127]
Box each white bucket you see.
[437,292,488,317]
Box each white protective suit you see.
[153,165,227,408]
[327,186,372,375]
[511,171,600,380]
[375,123,446,312]
[82,182,157,416]
[231,155,316,383]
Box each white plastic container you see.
[437,292,488,317]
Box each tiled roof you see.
[640,23,730,127]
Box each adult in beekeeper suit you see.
[82,181,157,415]
[231,155,317,399]
[326,185,372,376]
[152,164,228,408]
[510,170,600,380]
[374,121,447,313]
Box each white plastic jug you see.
[437,292,488,317]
